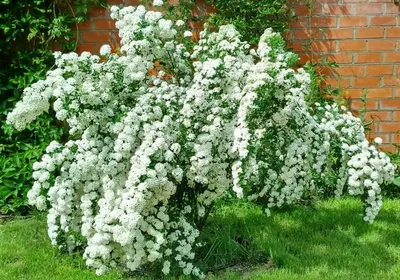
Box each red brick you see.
[82,32,111,43]
[311,17,337,28]
[353,77,381,87]
[290,17,308,28]
[386,28,400,38]
[169,0,180,5]
[125,0,141,4]
[386,3,400,14]
[295,5,309,16]
[324,28,353,39]
[296,4,320,16]
[311,3,323,13]
[383,76,400,86]
[392,111,400,121]
[379,122,400,133]
[342,0,368,3]
[324,4,353,15]
[87,7,108,18]
[356,28,384,38]
[340,17,367,27]
[391,138,400,150]
[370,16,396,26]
[392,135,400,146]
[318,0,345,3]
[369,0,394,2]
[204,3,217,16]
[381,99,400,109]
[317,66,335,76]
[368,40,395,51]
[338,40,366,51]
[287,42,306,52]
[369,123,379,133]
[112,34,121,45]
[379,145,397,153]
[351,100,378,110]
[366,65,393,75]
[346,89,364,98]
[385,52,400,62]
[365,111,392,121]
[366,88,393,98]
[293,29,323,40]
[326,53,353,63]
[191,31,201,41]
[53,44,62,52]
[342,0,367,2]
[192,5,201,17]
[76,44,95,53]
[393,111,400,120]
[325,77,351,88]
[295,55,310,66]
[77,21,92,30]
[95,19,116,30]
[189,21,204,29]
[309,41,336,52]
[298,54,320,65]
[368,133,390,144]
[336,66,364,76]
[355,53,382,63]
[282,31,291,41]
[355,4,383,14]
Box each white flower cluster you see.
[232,30,318,206]
[231,29,394,223]
[312,104,394,222]
[7,5,394,278]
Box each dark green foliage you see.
[0,0,104,214]
[205,0,298,44]
[141,0,196,22]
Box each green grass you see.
[0,216,123,280]
[1,198,400,279]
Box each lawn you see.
[1,197,400,279]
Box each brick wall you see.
[289,0,400,152]
[77,0,400,151]
[75,0,128,54]
[75,0,208,53]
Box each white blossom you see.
[7,5,394,278]
[374,137,383,145]
[153,0,163,6]
[99,45,111,56]
[184,31,192,37]
[176,20,185,27]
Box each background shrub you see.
[0,0,104,214]
[205,0,299,44]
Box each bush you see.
[7,5,394,277]
[0,0,103,214]
[381,149,400,198]
[205,0,298,44]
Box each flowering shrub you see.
[231,31,395,223]
[7,5,394,277]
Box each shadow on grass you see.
[2,198,400,279]
[198,198,400,279]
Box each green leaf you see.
[392,177,400,186]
